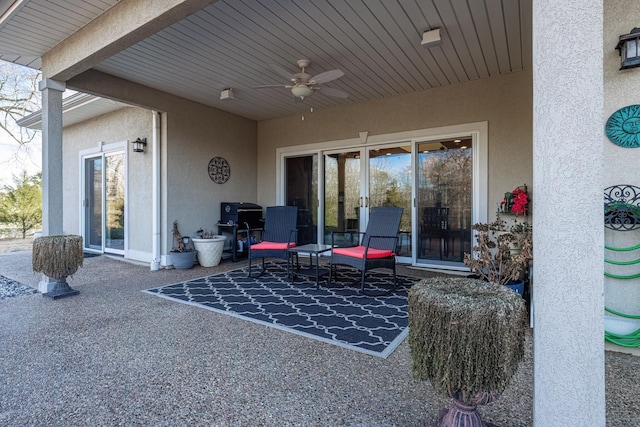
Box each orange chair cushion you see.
[252,241,296,250]
[332,246,394,259]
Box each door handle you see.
[365,197,369,207]
[359,196,363,207]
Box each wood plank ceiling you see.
[0,0,532,121]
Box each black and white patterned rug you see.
[143,261,420,358]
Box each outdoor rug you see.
[143,261,421,358]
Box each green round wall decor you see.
[606,105,640,148]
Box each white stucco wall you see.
[257,69,533,221]
[164,100,257,247]
[603,0,640,326]
[67,72,258,260]
[62,107,154,258]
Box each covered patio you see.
[0,250,638,426]
[0,0,630,424]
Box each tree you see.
[0,171,42,238]
[0,61,40,146]
[0,61,41,188]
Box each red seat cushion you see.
[332,246,394,259]
[252,241,296,250]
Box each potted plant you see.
[170,220,196,269]
[463,214,532,295]
[32,234,83,299]
[192,228,227,267]
[409,276,528,427]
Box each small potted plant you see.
[463,215,532,295]
[170,220,196,269]
[192,228,227,267]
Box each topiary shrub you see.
[408,276,528,426]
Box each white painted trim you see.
[127,248,153,263]
[151,111,161,271]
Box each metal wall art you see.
[604,184,640,231]
[208,157,230,184]
[605,105,640,148]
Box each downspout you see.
[150,111,161,271]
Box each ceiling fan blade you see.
[269,64,294,81]
[310,69,344,84]
[319,86,349,99]
[253,84,287,89]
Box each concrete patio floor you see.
[0,250,638,426]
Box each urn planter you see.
[408,277,528,427]
[192,236,227,267]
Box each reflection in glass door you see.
[83,151,125,255]
[368,146,412,258]
[416,138,472,266]
[105,153,125,252]
[84,157,103,251]
[323,150,362,245]
[285,155,318,245]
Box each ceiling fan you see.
[254,59,349,101]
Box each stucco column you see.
[38,78,66,293]
[39,78,66,237]
[532,1,605,426]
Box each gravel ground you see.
[0,250,637,426]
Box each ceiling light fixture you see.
[220,88,234,100]
[421,28,442,48]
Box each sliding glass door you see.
[280,131,477,268]
[83,150,126,255]
[323,150,362,246]
[416,138,472,266]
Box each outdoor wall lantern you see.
[616,28,640,70]
[132,137,147,153]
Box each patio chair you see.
[246,206,298,277]
[329,206,403,295]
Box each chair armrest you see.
[288,229,298,248]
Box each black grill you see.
[220,202,263,228]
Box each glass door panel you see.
[285,154,318,245]
[416,138,473,265]
[323,150,362,245]
[105,153,125,253]
[84,157,102,250]
[368,146,412,257]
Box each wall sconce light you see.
[132,137,147,153]
[616,28,640,70]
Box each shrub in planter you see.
[408,276,528,427]
[170,220,196,269]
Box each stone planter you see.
[409,277,528,427]
[170,250,197,269]
[192,236,227,267]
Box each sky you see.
[0,126,41,188]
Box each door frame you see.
[79,140,129,255]
[275,122,488,268]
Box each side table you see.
[288,244,333,288]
